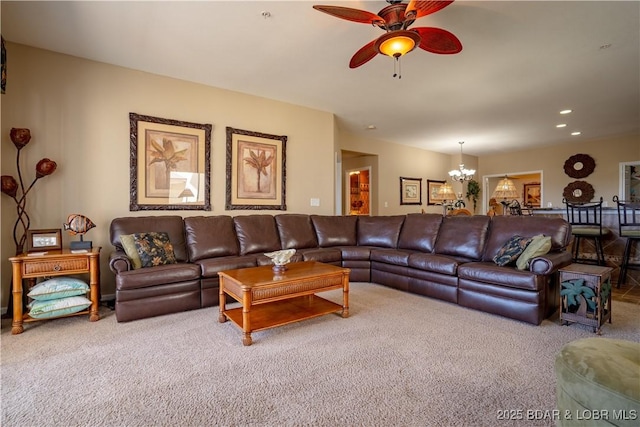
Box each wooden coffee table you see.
[218,261,350,346]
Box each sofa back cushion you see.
[110,216,188,262]
[357,216,405,248]
[433,215,491,260]
[482,215,571,261]
[233,215,281,255]
[398,213,443,252]
[184,216,239,262]
[275,214,318,249]
[311,215,358,247]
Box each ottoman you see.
[555,338,640,426]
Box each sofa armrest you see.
[109,250,133,274]
[529,251,573,275]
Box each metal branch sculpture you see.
[1,128,57,255]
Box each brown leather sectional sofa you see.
[109,213,573,325]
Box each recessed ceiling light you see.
[556,124,567,128]
[571,131,581,136]
[560,109,572,115]
[366,125,377,130]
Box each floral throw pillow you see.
[493,235,533,267]
[133,232,177,268]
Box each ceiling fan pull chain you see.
[392,56,402,79]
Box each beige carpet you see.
[1,282,639,427]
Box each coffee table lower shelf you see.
[221,295,344,343]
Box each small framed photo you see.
[26,229,62,252]
[427,179,446,205]
[400,177,422,205]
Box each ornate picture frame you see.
[26,229,62,252]
[523,183,541,207]
[427,179,445,205]
[129,113,212,211]
[226,127,287,210]
[400,177,422,205]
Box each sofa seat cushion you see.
[357,215,405,248]
[301,248,342,263]
[370,249,411,266]
[340,246,372,260]
[408,253,461,276]
[458,262,545,291]
[195,256,258,278]
[115,263,201,291]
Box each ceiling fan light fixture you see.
[376,30,420,58]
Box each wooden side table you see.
[559,264,612,334]
[9,247,101,335]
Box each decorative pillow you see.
[27,277,89,301]
[516,235,552,270]
[133,232,177,268]
[28,296,92,319]
[493,235,533,267]
[120,234,143,269]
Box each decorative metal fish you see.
[63,214,96,235]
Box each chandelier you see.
[448,141,475,182]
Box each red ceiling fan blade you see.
[408,1,454,19]
[349,39,379,69]
[413,27,462,54]
[313,5,384,25]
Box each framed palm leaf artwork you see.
[226,127,287,210]
[129,113,212,210]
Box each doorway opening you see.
[346,167,371,216]
[482,170,543,214]
[340,150,377,216]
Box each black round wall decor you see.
[563,153,595,179]
[562,181,595,203]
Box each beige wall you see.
[478,136,639,211]
[2,42,639,310]
[1,43,336,306]
[338,132,454,215]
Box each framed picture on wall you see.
[523,183,541,207]
[129,113,212,211]
[400,177,422,205]
[226,127,287,210]
[427,179,446,205]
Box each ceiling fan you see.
[313,0,462,77]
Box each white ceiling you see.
[2,1,639,156]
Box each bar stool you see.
[613,195,640,287]
[563,197,608,266]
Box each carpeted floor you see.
[1,282,639,427]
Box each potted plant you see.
[465,179,480,213]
